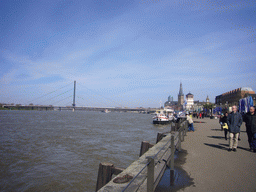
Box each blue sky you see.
[0,0,255,108]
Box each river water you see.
[0,110,171,192]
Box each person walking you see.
[186,113,194,132]
[220,112,229,140]
[243,106,256,152]
[219,113,224,131]
[227,106,243,152]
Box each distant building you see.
[215,87,256,108]
[164,82,185,111]
[164,95,178,108]
[185,93,194,111]
[193,101,204,112]
[177,82,184,110]
[193,96,210,112]
[164,83,213,112]
[206,95,210,104]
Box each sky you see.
[0,0,256,108]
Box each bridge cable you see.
[30,82,73,103]
[38,88,73,105]
[76,82,123,107]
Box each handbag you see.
[222,123,228,129]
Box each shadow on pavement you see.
[204,143,228,151]
[211,129,222,131]
[155,150,195,192]
[219,143,250,152]
[211,129,247,133]
[207,136,226,139]
[204,143,251,152]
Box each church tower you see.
[206,95,210,104]
[178,82,184,110]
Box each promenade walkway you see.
[174,117,256,192]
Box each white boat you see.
[103,109,110,113]
[152,108,175,124]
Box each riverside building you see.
[215,87,256,109]
[185,93,194,111]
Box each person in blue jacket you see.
[227,105,243,152]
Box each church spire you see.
[178,82,184,96]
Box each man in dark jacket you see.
[243,106,256,152]
[227,105,243,152]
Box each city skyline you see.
[1,0,256,108]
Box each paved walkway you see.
[178,117,256,192]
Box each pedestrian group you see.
[219,106,256,152]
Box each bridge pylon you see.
[72,80,76,112]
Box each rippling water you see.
[0,110,171,191]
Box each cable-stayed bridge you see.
[2,81,157,113]
[2,104,156,113]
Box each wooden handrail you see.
[96,120,188,192]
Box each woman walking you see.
[220,112,229,140]
[222,112,228,140]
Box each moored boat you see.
[152,108,175,124]
[102,109,110,113]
